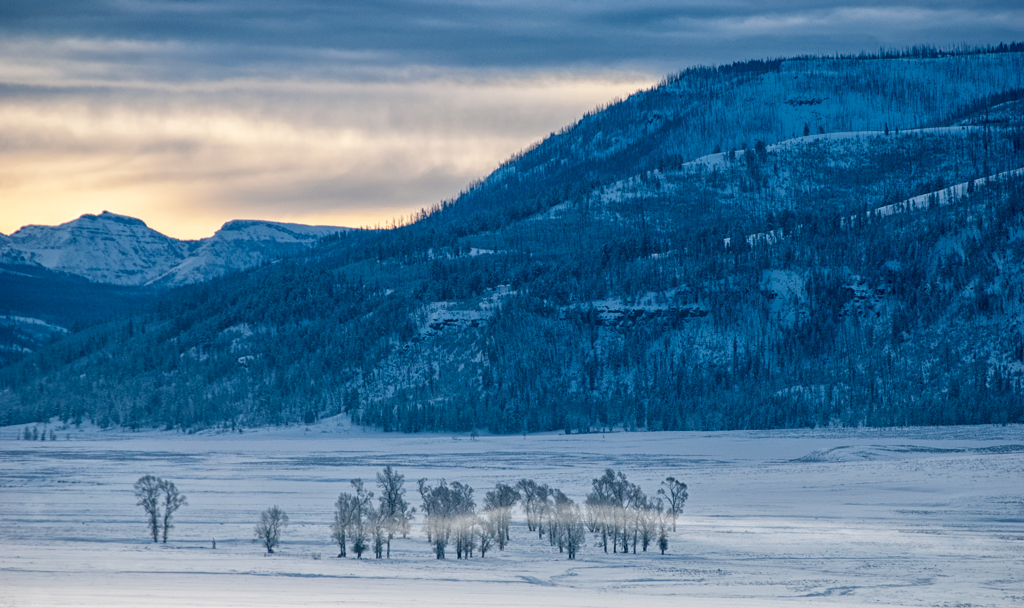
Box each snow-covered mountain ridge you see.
[1,211,348,287]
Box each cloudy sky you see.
[2,1,1022,239]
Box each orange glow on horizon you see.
[0,73,658,240]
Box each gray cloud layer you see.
[2,1,1021,237]
[5,1,1022,78]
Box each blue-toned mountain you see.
[3,45,1024,432]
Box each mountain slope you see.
[151,220,347,287]
[0,263,155,365]
[2,46,1024,432]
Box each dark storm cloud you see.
[4,1,1022,78]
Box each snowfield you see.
[1,422,1022,607]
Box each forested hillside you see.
[3,46,1024,432]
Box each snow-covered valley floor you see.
[1,422,1022,607]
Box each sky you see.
[2,1,1022,239]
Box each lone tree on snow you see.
[159,479,187,543]
[134,475,163,543]
[134,475,187,543]
[255,506,289,554]
[657,477,688,531]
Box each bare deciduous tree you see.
[134,476,187,544]
[516,479,540,532]
[350,527,368,558]
[331,492,355,557]
[254,505,288,554]
[376,466,413,557]
[533,483,552,539]
[420,479,477,559]
[159,479,187,543]
[547,489,571,551]
[563,503,587,560]
[134,475,162,543]
[636,497,662,552]
[658,477,688,531]
[419,478,454,559]
[586,468,648,554]
[657,511,670,555]
[477,513,497,557]
[348,479,373,558]
[482,482,519,550]
[450,482,476,559]
[369,505,387,559]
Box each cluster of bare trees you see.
[516,479,588,559]
[134,467,687,562]
[585,470,687,555]
[417,479,480,558]
[331,466,414,559]
[133,475,187,543]
[414,470,684,561]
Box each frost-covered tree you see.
[450,482,477,559]
[331,492,356,557]
[477,512,498,557]
[254,505,288,554]
[134,475,162,543]
[624,481,647,553]
[419,478,476,559]
[563,503,587,560]
[547,489,572,551]
[369,505,387,559]
[376,466,413,556]
[348,479,374,558]
[636,497,662,552]
[516,479,540,532]
[657,511,670,555]
[350,526,368,558]
[533,484,553,539]
[419,478,454,559]
[482,482,519,549]
[159,479,187,543]
[586,469,648,554]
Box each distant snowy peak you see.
[151,219,347,287]
[1,212,348,287]
[4,211,189,286]
[216,219,343,241]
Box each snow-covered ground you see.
[1,422,1022,607]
